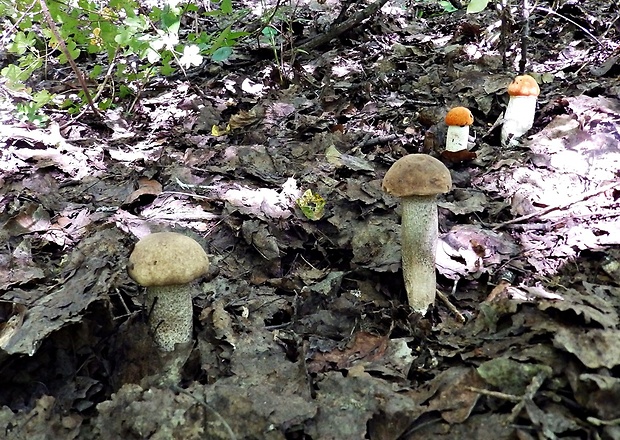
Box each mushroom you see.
[128,232,209,351]
[444,106,474,153]
[382,154,452,313]
[501,74,540,146]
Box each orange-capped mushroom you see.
[445,106,474,127]
[445,106,474,153]
[507,75,540,97]
[502,74,540,146]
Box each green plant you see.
[1,0,250,121]
[254,0,307,84]
[438,1,458,13]
[15,90,54,126]
[261,25,282,79]
[467,0,491,13]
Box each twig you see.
[508,371,546,422]
[466,370,547,423]
[587,416,620,427]
[0,1,37,49]
[170,385,237,440]
[499,0,511,69]
[518,0,531,73]
[38,0,100,118]
[465,386,521,402]
[535,6,605,48]
[491,181,619,231]
[295,0,390,52]
[436,289,465,323]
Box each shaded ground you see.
[1,0,620,439]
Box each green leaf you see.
[296,189,326,221]
[18,53,43,72]
[16,102,49,126]
[211,46,232,62]
[125,15,149,33]
[467,0,490,13]
[7,32,37,55]
[32,90,54,107]
[90,64,103,79]
[438,1,457,12]
[98,98,114,110]
[189,31,211,45]
[57,40,80,64]
[114,26,134,46]
[160,55,175,75]
[261,26,278,38]
[161,7,181,33]
[225,30,250,41]
[119,84,133,98]
[1,64,30,89]
[220,0,233,14]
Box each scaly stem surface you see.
[400,195,438,313]
[146,285,193,351]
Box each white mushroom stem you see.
[501,95,537,145]
[445,125,470,152]
[146,285,193,351]
[400,195,439,314]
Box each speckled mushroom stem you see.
[400,195,439,314]
[501,95,537,146]
[146,285,193,351]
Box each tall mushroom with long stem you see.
[128,232,209,351]
[382,154,452,313]
[501,74,540,146]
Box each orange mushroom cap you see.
[507,75,540,97]
[445,106,474,127]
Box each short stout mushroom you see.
[382,154,452,313]
[501,74,540,146]
[444,106,474,153]
[128,232,209,351]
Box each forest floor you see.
[1,0,620,439]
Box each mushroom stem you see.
[501,95,537,144]
[445,125,470,152]
[146,285,193,351]
[400,195,438,313]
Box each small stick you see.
[436,289,465,323]
[465,386,521,402]
[38,0,100,118]
[536,6,605,48]
[492,181,618,231]
[508,372,546,422]
[518,0,531,73]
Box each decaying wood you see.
[295,0,390,52]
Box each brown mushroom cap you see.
[382,154,452,197]
[128,232,209,287]
[445,106,474,126]
[507,74,540,97]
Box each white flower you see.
[179,44,203,69]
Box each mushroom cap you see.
[382,154,452,197]
[507,75,540,97]
[445,106,474,126]
[128,232,209,287]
